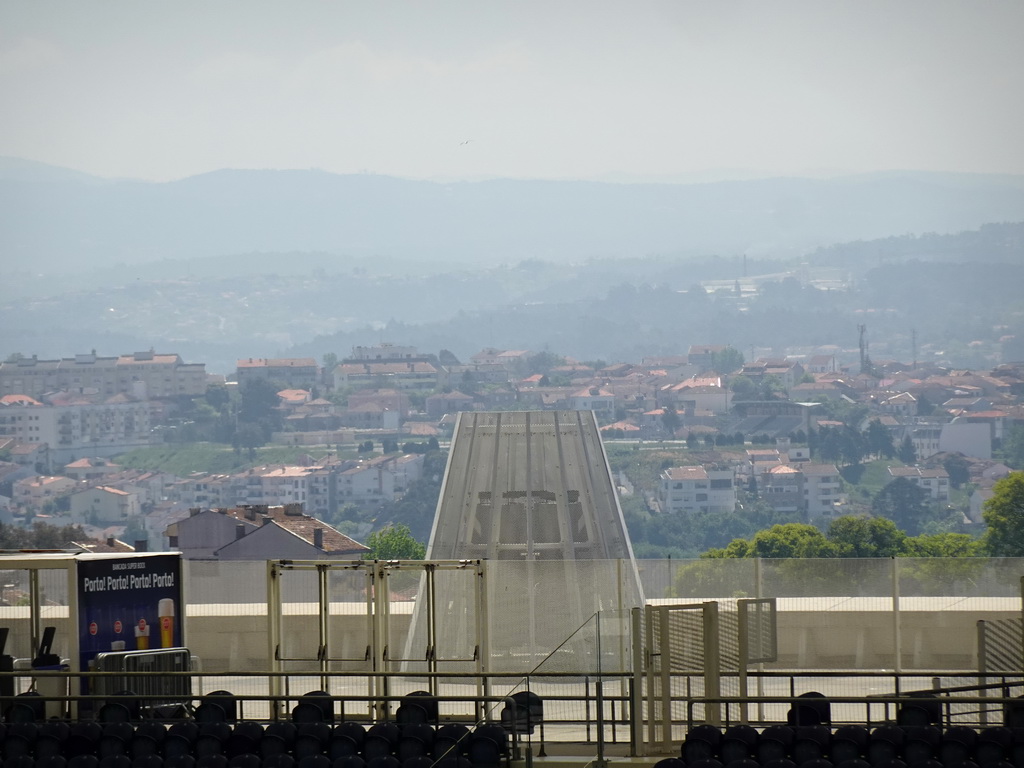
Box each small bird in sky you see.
[459,139,472,146]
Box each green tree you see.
[205,384,231,411]
[713,523,837,559]
[904,532,980,557]
[942,454,971,490]
[759,374,786,400]
[238,378,282,423]
[0,521,88,549]
[362,523,426,560]
[827,515,906,557]
[710,346,744,374]
[661,405,681,436]
[865,419,895,459]
[982,472,1024,556]
[729,375,757,400]
[526,350,566,376]
[838,427,867,467]
[897,435,917,464]
[873,477,929,534]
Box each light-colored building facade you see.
[0,352,206,399]
[0,393,153,464]
[660,465,736,514]
[236,358,319,389]
[69,485,143,524]
[333,362,438,392]
[12,474,77,510]
[801,463,845,518]
[888,466,951,502]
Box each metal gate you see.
[639,602,722,755]
[635,598,777,755]
[266,559,485,720]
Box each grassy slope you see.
[116,443,355,476]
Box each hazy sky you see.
[2,1,1022,182]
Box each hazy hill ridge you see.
[4,157,1024,269]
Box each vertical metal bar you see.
[643,606,658,751]
[658,607,672,752]
[704,601,721,727]
[892,557,902,674]
[738,601,748,724]
[425,563,437,693]
[478,559,490,723]
[375,562,390,719]
[266,561,283,720]
[755,558,765,723]
[978,620,988,727]
[629,606,645,757]
[318,563,329,691]
[66,560,80,719]
[596,611,607,768]
[29,568,41,654]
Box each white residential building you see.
[0,393,152,464]
[660,465,736,514]
[801,463,845,518]
[70,485,143,524]
[888,466,951,502]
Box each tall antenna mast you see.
[858,324,868,374]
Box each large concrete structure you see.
[429,410,641,564]
[424,410,644,671]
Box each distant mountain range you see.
[3,156,1024,271]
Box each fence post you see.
[891,557,902,674]
[704,601,722,726]
[978,620,988,727]
[630,606,645,757]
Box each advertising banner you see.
[76,554,183,675]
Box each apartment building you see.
[887,466,951,502]
[0,352,206,399]
[659,465,736,514]
[0,393,152,463]
[236,358,319,389]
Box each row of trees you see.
[703,516,978,560]
[697,471,1024,560]
[0,521,88,549]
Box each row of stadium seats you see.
[0,756,464,768]
[0,721,507,768]
[672,723,1024,768]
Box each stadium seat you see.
[788,692,831,727]
[331,755,366,768]
[830,726,869,764]
[293,692,335,725]
[897,694,940,727]
[758,725,795,763]
[793,727,831,765]
[396,724,434,763]
[467,724,507,768]
[500,691,543,735]
[396,692,438,726]
[721,725,758,764]
[683,725,723,762]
